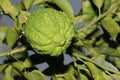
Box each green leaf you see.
[12,68,22,77]
[74,63,91,79]
[22,0,34,10]
[23,57,33,68]
[82,40,98,56]
[12,62,24,76]
[18,11,30,24]
[85,62,105,80]
[4,65,14,80]
[96,37,107,46]
[0,64,8,72]
[102,72,112,80]
[12,62,24,72]
[52,73,76,80]
[53,0,74,21]
[31,70,47,80]
[101,16,120,40]
[116,12,120,19]
[102,0,111,12]
[79,72,89,80]
[32,0,44,6]
[95,46,120,57]
[51,74,64,80]
[0,27,7,44]
[22,54,45,69]
[94,58,119,72]
[14,2,25,10]
[64,65,75,75]
[93,0,104,9]
[73,52,120,74]
[12,51,28,60]
[113,57,120,69]
[82,24,97,36]
[75,64,91,77]
[51,75,57,80]
[6,28,18,48]
[111,0,118,3]
[23,70,47,80]
[116,12,120,28]
[113,74,120,80]
[63,73,76,80]
[16,11,30,31]
[0,0,18,20]
[80,0,96,22]
[0,27,7,50]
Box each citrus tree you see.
[0,0,120,80]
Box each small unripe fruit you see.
[25,8,75,56]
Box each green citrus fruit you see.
[24,8,75,56]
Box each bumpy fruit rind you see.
[25,8,75,56]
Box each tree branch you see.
[0,46,27,58]
[77,1,120,33]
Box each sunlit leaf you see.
[85,61,105,80]
[96,37,108,46]
[80,0,96,22]
[22,0,34,10]
[23,72,32,80]
[14,2,25,10]
[111,0,118,3]
[18,11,30,24]
[101,16,120,40]
[63,73,76,80]
[4,65,14,80]
[113,57,120,69]
[0,64,8,72]
[64,65,75,75]
[93,0,104,9]
[6,28,18,48]
[76,64,91,77]
[102,0,111,12]
[30,70,47,80]
[23,57,33,68]
[51,74,57,80]
[102,72,112,80]
[74,52,120,75]
[79,72,89,80]
[113,74,120,80]
[12,62,24,72]
[16,11,30,31]
[0,27,8,44]
[12,62,24,76]
[94,58,119,72]
[51,74,64,80]
[53,0,74,21]
[12,68,22,77]
[95,45,120,57]
[0,0,18,20]
[12,52,27,60]
[82,24,97,36]
[82,40,97,56]
[32,0,44,6]
[52,73,76,80]
[116,12,120,19]
[23,54,45,69]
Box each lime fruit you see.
[25,8,75,56]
